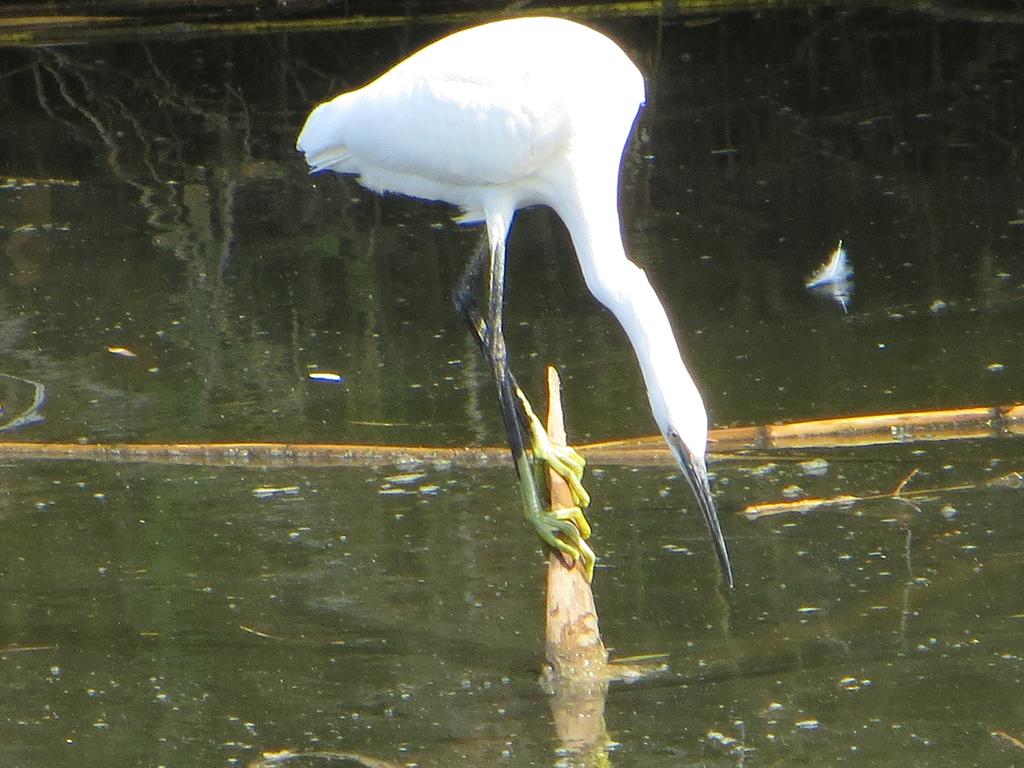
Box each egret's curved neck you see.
[550,167,709,450]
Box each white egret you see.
[297,16,732,586]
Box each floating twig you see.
[249,749,402,768]
[0,402,1020,468]
[742,468,999,521]
[992,730,1024,752]
[0,643,58,654]
[239,625,364,648]
[0,373,45,433]
[892,468,919,497]
[742,495,861,520]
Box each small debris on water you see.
[662,544,693,555]
[742,462,778,477]
[929,299,949,313]
[795,719,821,731]
[839,676,871,691]
[385,472,426,485]
[706,730,738,747]
[986,362,1005,373]
[378,486,412,496]
[106,346,137,358]
[252,486,301,498]
[782,484,805,500]
[799,458,830,477]
[988,471,1024,488]
[260,751,297,764]
[308,371,344,383]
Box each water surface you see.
[1,10,1023,767]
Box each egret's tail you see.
[296,98,355,174]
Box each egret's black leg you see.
[452,231,595,577]
[472,232,591,509]
[452,235,531,469]
[452,235,566,480]
[483,233,529,465]
[452,235,528,464]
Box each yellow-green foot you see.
[512,401,596,582]
[536,506,596,582]
[515,386,591,509]
[528,499,596,581]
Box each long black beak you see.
[667,431,734,588]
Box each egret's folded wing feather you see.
[298,71,571,195]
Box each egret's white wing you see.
[299,68,572,190]
[297,18,643,214]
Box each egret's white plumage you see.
[298,17,732,585]
[299,18,642,222]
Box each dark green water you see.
[1,10,1023,767]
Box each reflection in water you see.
[0,10,1023,767]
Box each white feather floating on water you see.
[806,240,852,288]
[806,240,853,312]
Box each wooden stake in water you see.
[543,366,608,677]
[542,367,611,764]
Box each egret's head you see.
[664,421,734,589]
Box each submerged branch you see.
[742,468,1022,521]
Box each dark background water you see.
[1,8,1023,767]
